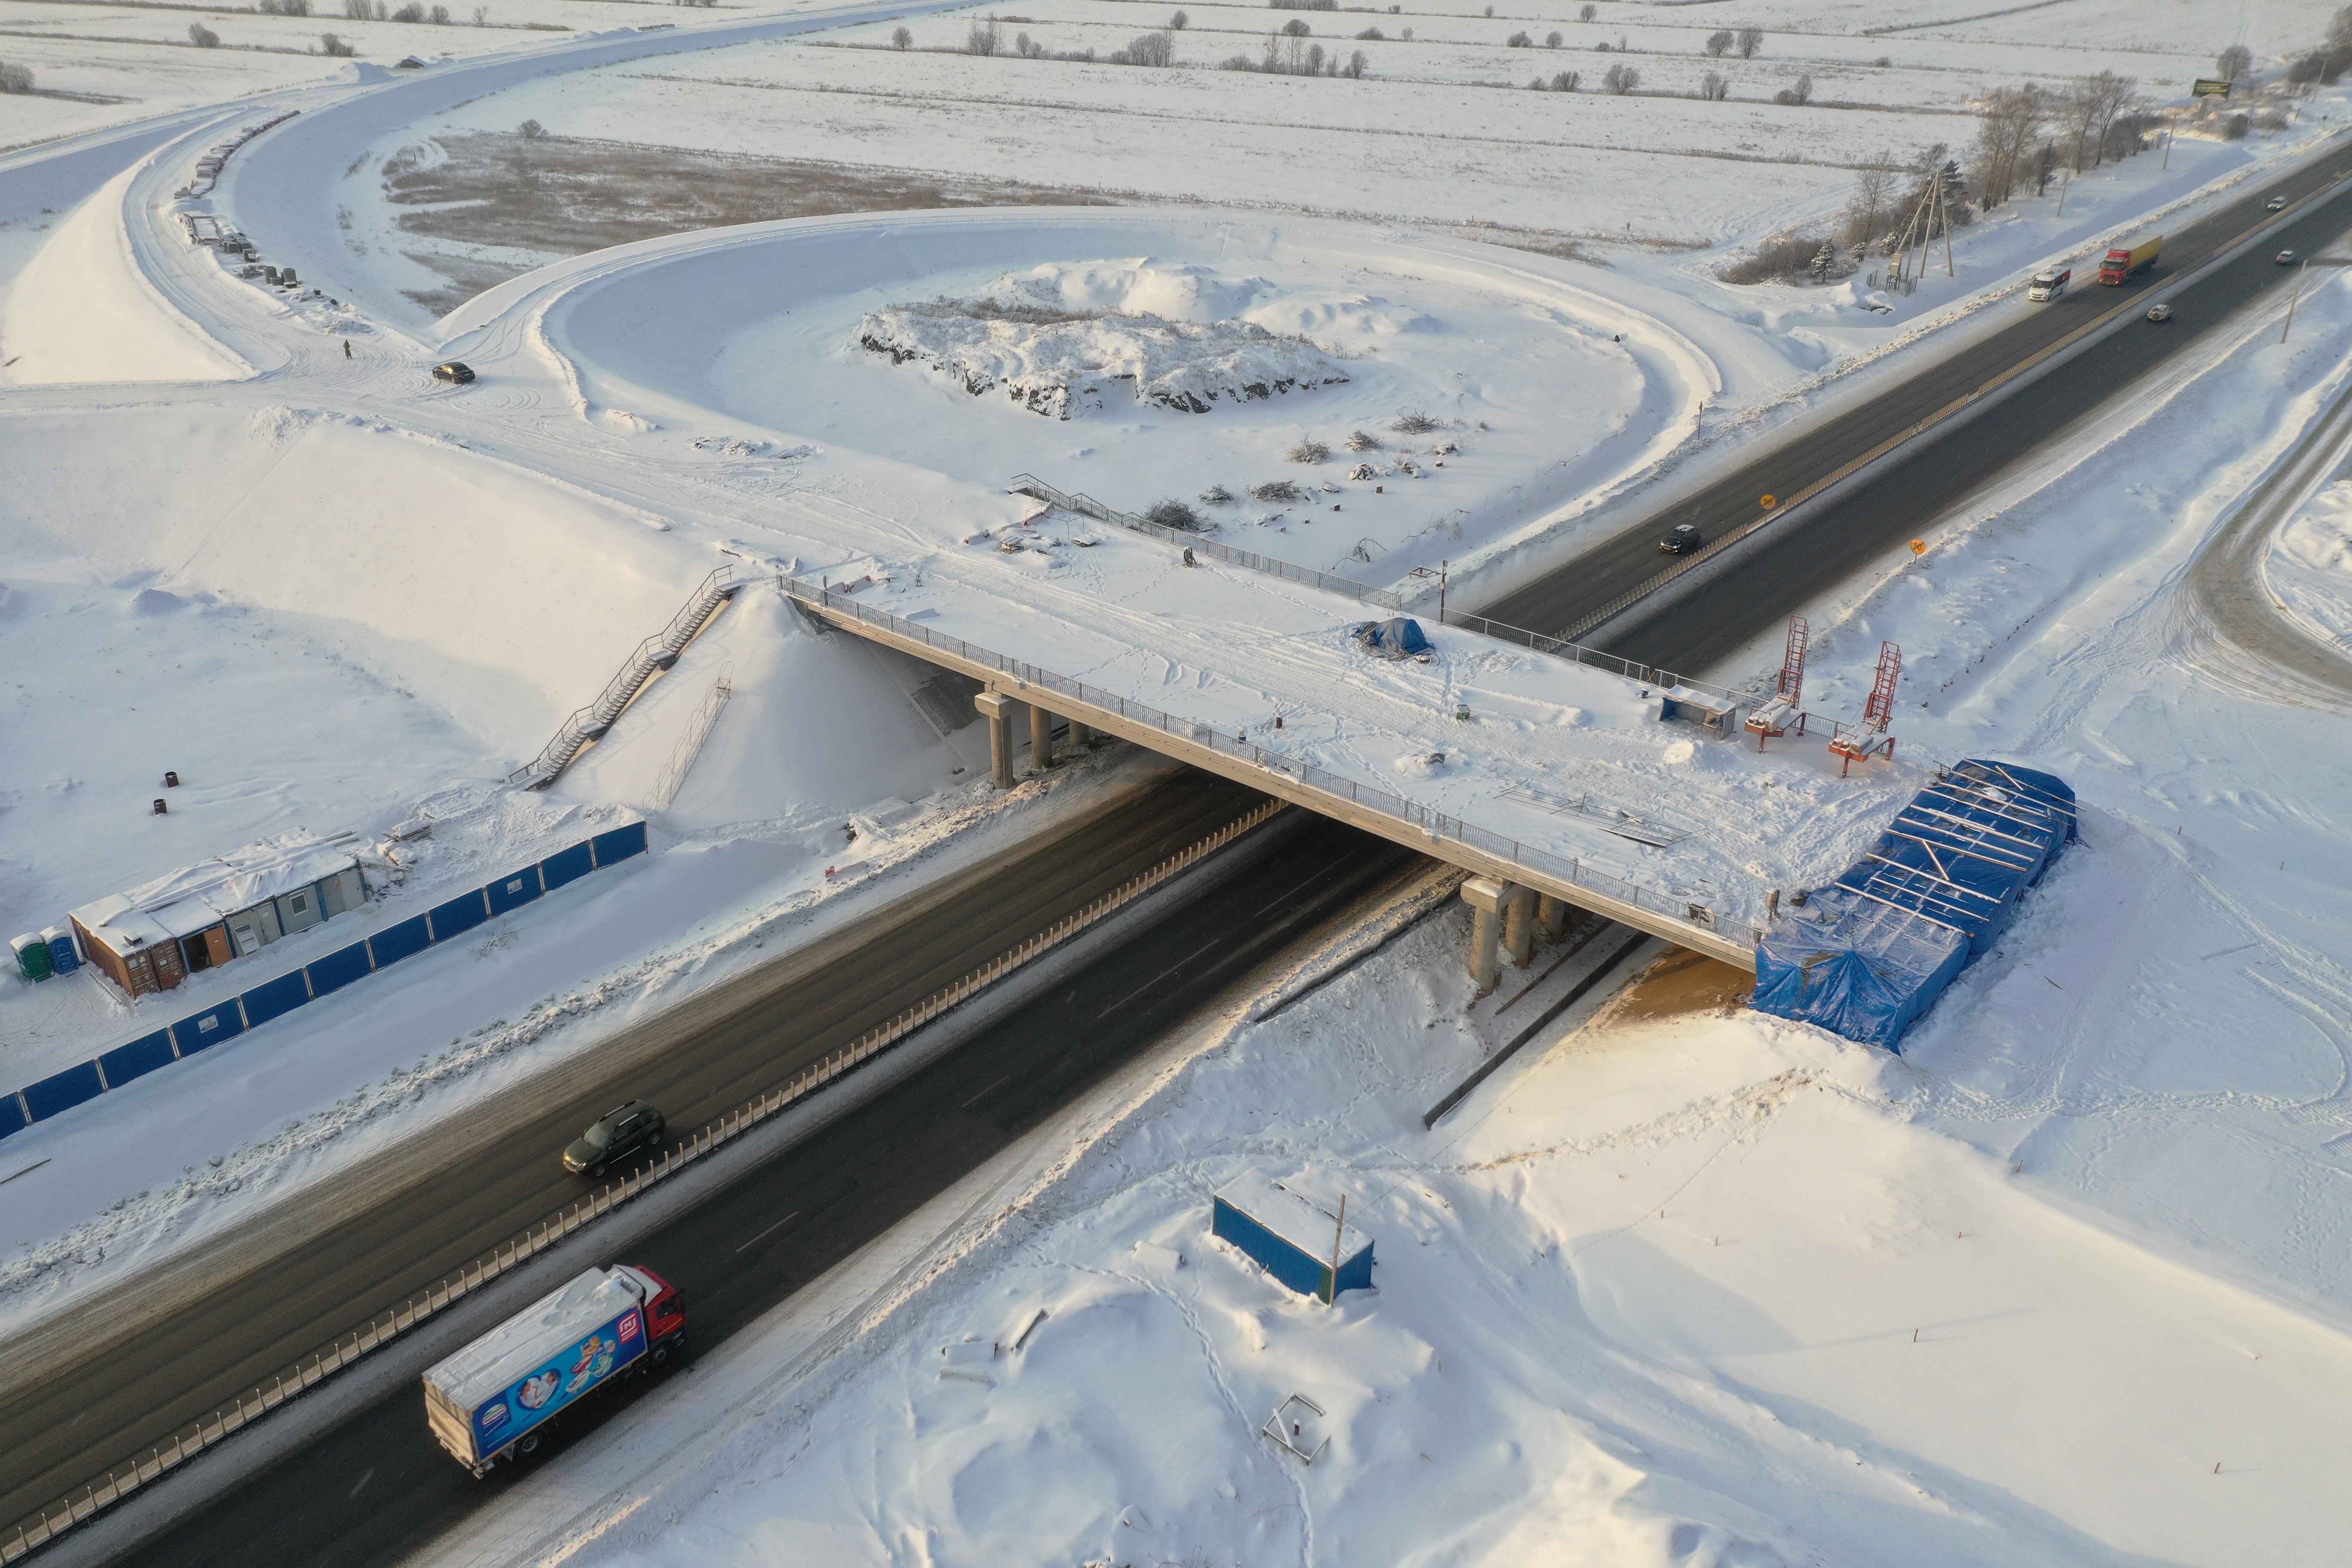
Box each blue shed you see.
[1212,1172,1374,1304]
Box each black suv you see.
[431,361,475,384]
[563,1099,665,1177]
[1660,523,1703,555]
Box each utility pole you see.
[1941,171,1957,277]
[2056,173,2070,217]
[1438,560,1449,622]
[2162,128,2173,168]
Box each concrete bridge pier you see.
[1502,884,1535,969]
[1463,876,1508,995]
[1067,718,1094,750]
[976,691,1017,789]
[1030,701,1056,772]
[1536,893,1569,946]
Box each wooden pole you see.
[1325,1194,1348,1305]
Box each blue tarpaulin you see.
[1752,759,2076,1051]
[1352,618,1431,659]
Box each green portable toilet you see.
[11,933,51,981]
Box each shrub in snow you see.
[1736,25,1762,57]
[1552,69,1579,90]
[1343,49,1366,76]
[1345,429,1381,450]
[1773,72,1812,106]
[1577,1,1594,16]
[1146,498,1206,531]
[188,21,220,44]
[1602,62,1638,92]
[1112,29,1175,64]
[1696,70,1725,100]
[1705,29,1731,56]
[891,24,911,47]
[0,60,31,91]
[966,16,1001,54]
[1250,479,1304,503]
[1506,30,1531,47]
[1347,462,1375,480]
[392,2,425,21]
[1281,18,1310,36]
[1546,30,1562,46]
[320,30,355,52]
[1199,484,1236,506]
[1220,52,1254,68]
[1267,0,1335,8]
[1170,8,1186,26]
[1287,438,1331,463]
[1391,410,1441,435]
[261,0,314,15]
[518,117,545,136]
[1355,27,1381,40]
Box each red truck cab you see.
[619,1264,688,1364]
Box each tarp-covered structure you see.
[1352,617,1431,659]
[1752,759,2076,1050]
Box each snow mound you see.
[857,265,1349,420]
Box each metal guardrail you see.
[0,796,1286,1564]
[509,569,740,790]
[783,576,1762,953]
[1009,474,1404,610]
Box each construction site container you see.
[275,882,326,937]
[1212,1172,1375,1303]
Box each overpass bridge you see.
[781,534,1907,980]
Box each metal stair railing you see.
[509,569,741,790]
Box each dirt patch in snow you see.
[381,132,1133,314]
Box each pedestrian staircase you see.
[509,568,742,790]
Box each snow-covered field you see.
[411,224,2352,1568]
[2,0,2351,1553]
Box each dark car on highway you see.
[1660,523,1703,555]
[563,1099,665,1177]
[432,361,476,384]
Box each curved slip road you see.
[1479,150,2352,676]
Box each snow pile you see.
[856,263,1351,420]
[2272,475,2352,645]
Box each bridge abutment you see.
[976,691,1017,789]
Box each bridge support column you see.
[1067,718,1093,750]
[1502,885,1535,969]
[1462,876,1509,996]
[1030,701,1056,772]
[976,692,1017,790]
[1535,894,1568,946]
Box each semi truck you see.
[423,1264,684,1476]
[2098,237,2161,285]
[2027,267,2070,301]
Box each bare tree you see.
[1545,30,1561,46]
[1578,2,1595,18]
[1736,26,1762,58]
[1704,29,1732,57]
[1969,83,2042,208]
[1698,69,1727,100]
[966,15,1001,54]
[2059,70,2136,170]
[1344,47,1367,76]
[1602,61,1638,93]
[1840,154,1897,245]
[318,30,353,52]
[1551,68,1578,90]
[2216,43,2253,82]
[1170,8,1187,26]
[1282,18,1310,35]
[518,116,545,136]
[1773,71,1812,104]
[473,5,487,23]
[891,24,910,47]
[1507,30,1532,46]
[1115,29,1175,64]
[0,59,29,91]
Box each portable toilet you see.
[40,926,80,977]
[1212,1171,1374,1304]
[11,933,51,982]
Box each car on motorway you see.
[2145,302,2174,323]
[1659,523,1703,555]
[2268,196,2289,211]
[431,361,476,384]
[2276,250,2298,266]
[563,1099,665,1176]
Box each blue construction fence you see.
[0,821,648,1140]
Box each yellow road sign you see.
[1760,494,1778,509]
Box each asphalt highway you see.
[126,815,1433,1568]
[0,767,1277,1540]
[1479,147,2352,674]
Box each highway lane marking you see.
[1098,938,1223,1019]
[962,1075,1011,1108]
[348,1467,374,1500]
[1254,867,1336,916]
[735,1210,803,1254]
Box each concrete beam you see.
[1461,876,1507,995]
[974,691,1016,790]
[809,596,1756,969]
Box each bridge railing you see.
[784,576,1760,952]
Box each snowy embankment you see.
[412,223,2352,1568]
[2271,476,2352,646]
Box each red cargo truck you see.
[2098,236,2161,285]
